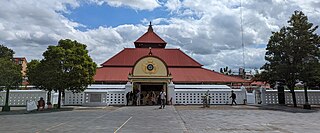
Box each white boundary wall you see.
[64,84,126,106]
[263,90,320,105]
[2,85,320,106]
[175,89,245,105]
[0,90,47,106]
[173,84,247,105]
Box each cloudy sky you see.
[1,0,320,72]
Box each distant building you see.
[13,57,28,85]
[250,81,271,89]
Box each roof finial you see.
[148,47,152,55]
[148,21,153,32]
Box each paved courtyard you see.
[0,105,319,133]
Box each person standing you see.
[130,91,134,105]
[126,92,130,106]
[136,90,141,106]
[159,89,166,109]
[230,90,237,106]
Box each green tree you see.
[219,66,232,75]
[262,11,320,107]
[41,39,97,108]
[0,45,22,111]
[27,60,54,104]
[0,45,14,59]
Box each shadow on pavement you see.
[0,107,74,115]
[254,104,319,113]
[174,104,320,113]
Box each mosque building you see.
[91,23,248,105]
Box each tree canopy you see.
[0,45,14,59]
[220,66,232,75]
[0,45,22,111]
[27,60,51,90]
[31,39,97,108]
[0,58,22,90]
[262,11,320,106]
[0,45,21,90]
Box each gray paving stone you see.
[0,105,319,133]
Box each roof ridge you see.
[176,49,203,66]
[101,49,126,66]
[101,48,203,67]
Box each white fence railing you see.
[174,89,246,105]
[0,90,47,106]
[1,88,320,106]
[64,89,125,106]
[264,90,320,105]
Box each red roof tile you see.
[95,23,248,84]
[94,67,131,82]
[169,68,249,83]
[94,67,249,83]
[134,31,166,44]
[134,24,166,48]
[102,48,202,67]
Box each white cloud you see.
[90,0,160,11]
[1,0,320,73]
[165,0,182,12]
[157,0,320,71]
[0,0,81,59]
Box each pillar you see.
[261,87,266,105]
[125,82,133,105]
[241,86,247,104]
[167,82,175,105]
[125,82,133,93]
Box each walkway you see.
[0,105,319,133]
[0,106,186,133]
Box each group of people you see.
[37,97,53,111]
[126,89,167,109]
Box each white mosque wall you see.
[262,90,320,105]
[2,85,320,106]
[173,84,246,105]
[174,89,245,105]
[0,90,47,106]
[64,85,126,106]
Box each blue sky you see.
[1,0,320,72]
[65,2,171,30]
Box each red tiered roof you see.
[169,68,248,83]
[94,67,249,83]
[94,67,131,82]
[134,23,166,48]
[94,23,249,84]
[101,48,202,67]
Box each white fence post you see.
[167,82,175,104]
[124,82,133,106]
[241,87,247,104]
[261,88,266,105]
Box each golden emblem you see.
[142,59,157,74]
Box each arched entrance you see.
[128,55,172,105]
